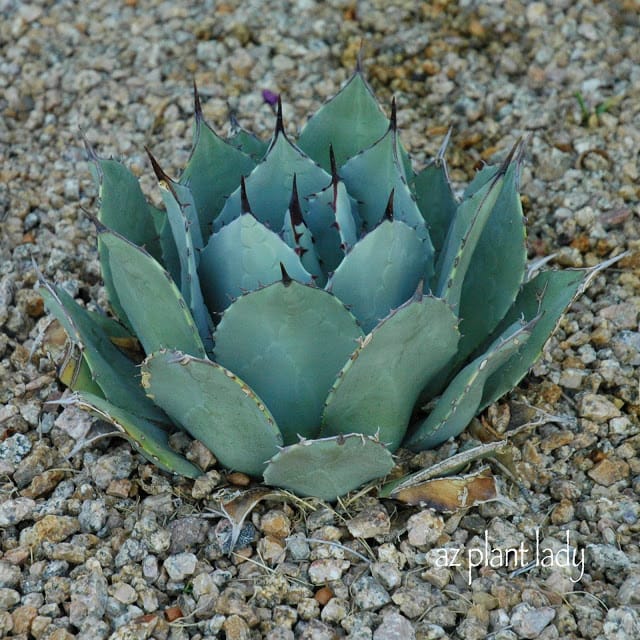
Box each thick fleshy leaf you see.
[71,392,202,478]
[199,214,313,312]
[142,350,283,476]
[280,178,324,284]
[39,280,168,424]
[214,280,364,444]
[98,227,207,358]
[480,268,589,408]
[180,94,256,236]
[57,342,104,397]
[89,157,162,327]
[322,293,460,451]
[412,133,457,259]
[149,155,213,351]
[147,205,181,284]
[214,115,331,231]
[227,115,269,161]
[305,178,359,276]
[457,153,526,358]
[340,126,430,243]
[406,321,534,451]
[297,71,390,170]
[434,149,514,313]
[90,156,163,260]
[326,219,429,333]
[263,434,394,501]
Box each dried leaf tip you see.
[275,95,285,136]
[193,79,203,121]
[383,189,395,221]
[279,262,293,286]
[389,97,397,131]
[240,176,252,215]
[145,147,171,186]
[289,175,304,227]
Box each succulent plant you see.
[41,67,594,501]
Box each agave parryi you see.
[40,65,597,502]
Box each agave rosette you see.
[41,69,592,501]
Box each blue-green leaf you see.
[199,214,313,312]
[142,350,283,476]
[98,226,207,358]
[214,280,364,444]
[327,219,429,333]
[322,292,460,451]
[264,434,394,501]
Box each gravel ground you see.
[1,1,639,639]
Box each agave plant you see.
[41,67,593,501]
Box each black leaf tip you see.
[383,189,395,221]
[240,176,252,214]
[279,262,292,286]
[146,147,170,185]
[275,96,285,136]
[193,79,203,120]
[289,175,304,228]
[389,97,397,131]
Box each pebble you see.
[162,552,197,581]
[588,458,630,486]
[578,394,621,422]
[352,577,391,611]
[347,505,391,539]
[510,603,555,639]
[618,574,640,605]
[0,497,35,526]
[374,611,415,640]
[406,510,445,548]
[308,558,350,584]
[20,515,80,546]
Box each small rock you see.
[588,458,630,486]
[406,510,444,547]
[12,604,38,635]
[90,451,134,490]
[321,597,349,624]
[286,532,311,560]
[0,561,21,588]
[111,582,137,604]
[510,603,555,639]
[78,499,108,533]
[618,574,640,605]
[0,497,35,526]
[347,505,390,539]
[370,561,402,591]
[20,515,80,546]
[223,614,251,640]
[587,544,630,573]
[578,394,621,422]
[261,510,292,539]
[191,470,222,499]
[168,516,209,553]
[0,433,31,464]
[308,558,350,584]
[374,611,415,640]
[0,587,21,609]
[352,576,391,611]
[163,553,197,581]
[602,606,640,639]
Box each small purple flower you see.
[261,89,279,106]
